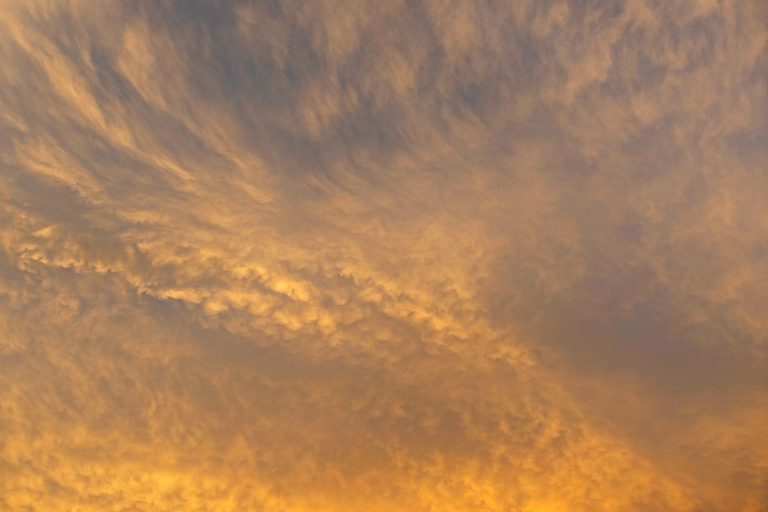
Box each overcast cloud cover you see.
[1,0,767,510]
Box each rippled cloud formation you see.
[1,0,767,510]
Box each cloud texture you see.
[0,0,767,510]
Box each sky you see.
[0,0,767,510]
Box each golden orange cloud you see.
[0,0,766,510]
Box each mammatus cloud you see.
[0,0,766,510]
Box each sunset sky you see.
[1,0,767,510]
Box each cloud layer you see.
[1,0,767,510]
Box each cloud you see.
[0,0,766,510]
